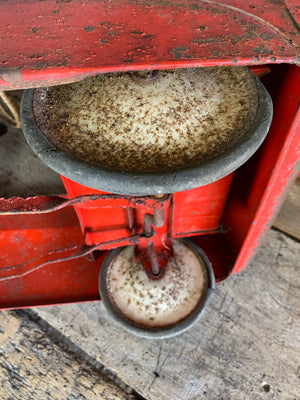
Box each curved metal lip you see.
[99,238,215,339]
[21,75,272,196]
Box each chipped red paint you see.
[0,0,299,90]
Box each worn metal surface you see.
[32,67,258,173]
[99,239,214,338]
[0,0,299,90]
[21,73,272,195]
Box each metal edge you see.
[21,71,273,196]
[98,238,215,339]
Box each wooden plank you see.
[0,310,136,400]
[34,229,300,400]
[273,178,300,240]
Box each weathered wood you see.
[273,179,300,240]
[0,310,136,400]
[34,229,300,400]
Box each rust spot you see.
[253,45,273,55]
[208,6,228,14]
[230,37,241,45]
[31,59,68,70]
[171,46,192,59]
[249,24,258,31]
[259,32,274,42]
[230,32,256,45]
[33,66,259,174]
[193,36,226,45]
[190,3,200,11]
[29,54,43,59]
[84,26,95,32]
[143,34,154,39]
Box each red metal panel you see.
[173,174,233,237]
[62,177,134,245]
[223,65,300,273]
[0,208,103,308]
[0,0,299,90]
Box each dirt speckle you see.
[33,67,258,174]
